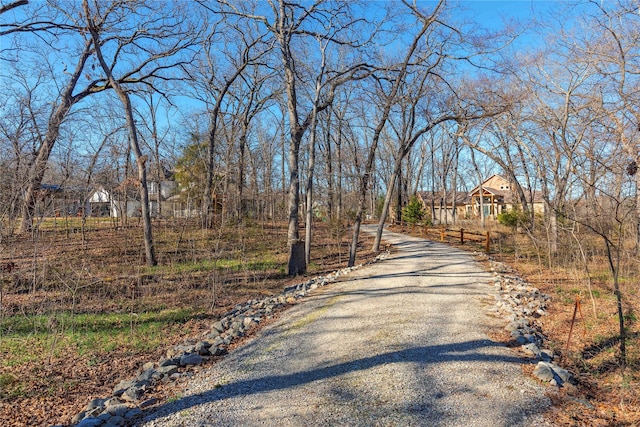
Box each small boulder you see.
[195,341,212,356]
[159,357,180,367]
[121,385,144,402]
[153,365,178,379]
[113,379,137,397]
[106,403,130,417]
[103,415,125,427]
[533,361,555,382]
[522,343,542,359]
[87,398,107,411]
[76,418,102,427]
[180,353,203,366]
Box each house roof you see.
[417,191,469,206]
[471,186,509,197]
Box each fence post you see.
[440,227,445,242]
[460,228,464,244]
[485,231,491,254]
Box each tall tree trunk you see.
[373,154,402,252]
[18,41,92,233]
[324,118,334,221]
[451,141,459,225]
[238,132,247,219]
[85,3,156,266]
[304,43,326,266]
[337,127,343,221]
[348,7,439,266]
[396,164,403,224]
[469,147,485,228]
[304,134,316,266]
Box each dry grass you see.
[0,218,376,426]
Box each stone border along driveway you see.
[67,228,572,427]
[66,253,391,427]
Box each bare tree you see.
[347,0,448,266]
[216,0,371,275]
[0,0,27,16]
[582,0,640,246]
[4,0,196,234]
[189,4,272,228]
[83,0,157,266]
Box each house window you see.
[148,182,158,194]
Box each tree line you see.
[1,1,639,289]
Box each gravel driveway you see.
[137,226,551,426]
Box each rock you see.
[552,364,573,384]
[104,397,121,408]
[87,398,107,411]
[211,345,227,356]
[180,353,203,366]
[533,361,555,382]
[142,361,155,371]
[159,357,180,367]
[103,415,125,427]
[195,340,211,356]
[205,329,220,340]
[85,407,102,418]
[71,411,86,424]
[210,336,225,347]
[121,385,144,402]
[106,403,130,417]
[137,368,155,382]
[139,397,158,409]
[513,333,529,345]
[211,320,226,333]
[522,343,542,359]
[96,413,112,422]
[540,349,554,362]
[167,344,195,359]
[113,379,137,397]
[76,418,103,427]
[125,407,143,419]
[243,317,256,328]
[153,365,178,379]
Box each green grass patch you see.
[0,308,201,368]
[144,257,281,276]
[35,217,113,231]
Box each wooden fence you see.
[421,226,492,254]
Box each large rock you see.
[533,361,573,386]
[105,402,130,417]
[153,365,178,379]
[180,353,203,366]
[76,418,103,427]
[121,385,145,402]
[195,340,212,356]
[113,379,137,397]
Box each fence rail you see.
[421,226,492,254]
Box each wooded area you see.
[1,0,639,425]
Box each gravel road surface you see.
[137,226,551,426]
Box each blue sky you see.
[459,0,555,21]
